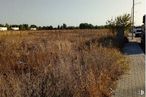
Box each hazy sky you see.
[0,0,145,27]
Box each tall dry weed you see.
[0,29,128,97]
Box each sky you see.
[0,0,145,27]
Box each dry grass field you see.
[0,29,128,97]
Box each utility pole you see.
[132,0,134,39]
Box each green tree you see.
[106,18,116,33]
[115,14,131,31]
[0,24,4,27]
[5,23,11,30]
[19,24,29,30]
[79,23,94,29]
[106,13,132,33]
[30,24,37,28]
[19,24,25,30]
[49,25,53,30]
[23,24,29,30]
[57,25,60,29]
[62,23,67,29]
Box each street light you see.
[131,0,141,39]
[132,0,134,39]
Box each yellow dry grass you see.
[0,29,128,97]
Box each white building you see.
[0,27,7,31]
[11,27,19,31]
[30,28,37,30]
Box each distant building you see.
[0,27,7,31]
[30,28,37,30]
[11,27,19,31]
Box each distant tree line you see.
[79,23,110,29]
[0,23,111,30]
[0,13,132,31]
[0,22,127,30]
[1,14,131,31]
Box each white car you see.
[134,26,142,37]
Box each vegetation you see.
[30,24,37,28]
[79,23,94,29]
[0,23,109,30]
[19,24,29,30]
[0,13,131,31]
[0,29,128,97]
[106,14,132,33]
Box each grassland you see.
[0,29,128,97]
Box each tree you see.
[79,23,94,29]
[19,24,25,30]
[115,14,131,30]
[106,18,116,33]
[19,24,29,30]
[0,24,4,27]
[62,23,67,29]
[57,25,60,29]
[30,24,37,28]
[23,24,29,30]
[49,25,53,30]
[106,14,132,32]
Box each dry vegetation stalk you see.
[0,29,128,97]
